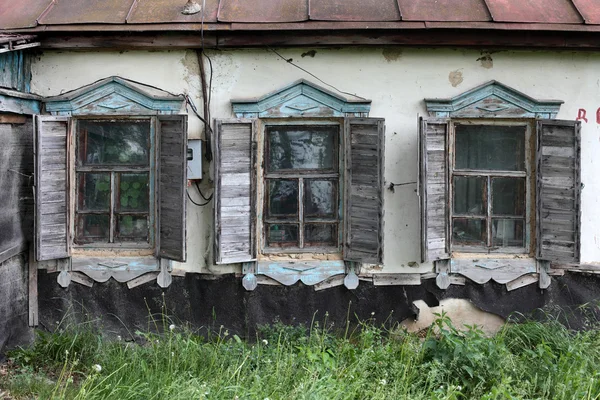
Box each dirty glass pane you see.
[75,214,110,243]
[267,125,337,172]
[492,177,525,216]
[453,176,486,215]
[492,219,524,247]
[267,179,298,217]
[118,173,149,212]
[77,173,110,211]
[452,218,486,246]
[77,120,150,166]
[305,180,337,218]
[304,224,337,246]
[266,224,299,246]
[116,215,148,242]
[455,125,525,171]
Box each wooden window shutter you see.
[214,119,256,264]
[157,115,188,262]
[419,117,450,262]
[343,118,385,264]
[35,116,70,261]
[536,120,581,264]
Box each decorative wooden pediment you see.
[231,79,371,118]
[425,80,563,119]
[45,76,185,116]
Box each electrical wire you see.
[187,185,212,206]
[267,46,369,101]
[195,181,213,202]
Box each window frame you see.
[257,118,345,256]
[449,119,535,256]
[69,116,158,252]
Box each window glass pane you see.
[267,125,337,171]
[116,215,148,242]
[455,125,525,171]
[492,177,525,216]
[453,176,486,215]
[75,214,109,243]
[266,224,298,246]
[267,179,298,218]
[453,218,486,246]
[118,173,150,212]
[305,180,337,218]
[304,224,337,246]
[492,219,524,247]
[77,120,150,166]
[77,173,110,211]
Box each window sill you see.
[71,255,159,283]
[448,256,537,285]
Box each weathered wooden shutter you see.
[214,119,256,264]
[419,117,450,262]
[536,120,581,264]
[343,118,385,264]
[35,116,70,261]
[157,115,188,262]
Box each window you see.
[75,119,153,247]
[263,124,340,251]
[450,122,531,253]
[35,76,187,273]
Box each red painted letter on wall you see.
[577,108,588,123]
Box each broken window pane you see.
[116,215,149,242]
[75,214,110,243]
[492,177,525,216]
[77,120,150,166]
[452,218,486,246]
[453,176,486,215]
[267,179,298,217]
[304,180,337,218]
[304,224,337,246]
[118,173,149,212]
[455,125,525,171]
[266,224,299,246]
[492,219,524,247]
[267,125,337,172]
[77,173,110,211]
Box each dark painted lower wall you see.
[35,271,600,342]
[0,253,33,358]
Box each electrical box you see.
[187,139,203,180]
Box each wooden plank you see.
[70,271,94,287]
[214,119,255,264]
[373,273,421,286]
[344,118,385,264]
[157,116,187,262]
[420,118,450,262]
[451,258,537,284]
[537,120,581,264]
[0,114,27,124]
[313,274,345,291]
[28,246,38,327]
[506,273,539,291]
[127,272,160,289]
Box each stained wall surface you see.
[30,48,600,274]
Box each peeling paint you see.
[382,48,402,62]
[448,69,464,87]
[477,53,494,69]
[301,50,317,58]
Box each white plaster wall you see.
[31,48,600,274]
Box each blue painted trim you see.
[256,260,345,286]
[232,79,371,118]
[45,76,185,116]
[0,89,42,115]
[425,80,563,119]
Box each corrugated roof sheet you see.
[308,0,401,22]
[39,0,135,25]
[398,0,491,22]
[0,0,52,30]
[127,0,219,24]
[485,0,583,24]
[572,0,600,24]
[218,0,308,23]
[1,0,600,32]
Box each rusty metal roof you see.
[1,0,600,32]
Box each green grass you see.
[3,312,600,400]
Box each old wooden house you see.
[2,0,600,351]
